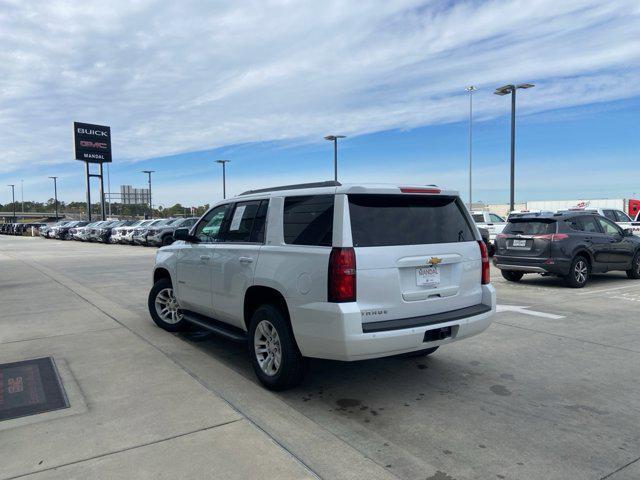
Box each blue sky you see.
[1,1,639,207]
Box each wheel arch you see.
[153,267,172,284]
[572,247,593,266]
[244,285,292,333]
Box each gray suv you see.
[147,217,199,246]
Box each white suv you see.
[148,182,495,390]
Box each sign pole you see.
[99,162,106,220]
[85,161,92,222]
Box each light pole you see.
[465,86,476,210]
[142,170,155,219]
[215,160,230,199]
[20,179,24,213]
[7,184,16,223]
[324,135,346,182]
[494,83,535,212]
[49,176,59,220]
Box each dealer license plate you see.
[416,265,440,287]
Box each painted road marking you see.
[496,304,566,319]
[576,284,640,295]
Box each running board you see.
[181,311,247,343]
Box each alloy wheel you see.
[574,260,588,284]
[253,320,282,376]
[155,288,182,324]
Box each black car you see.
[493,211,640,288]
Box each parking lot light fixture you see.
[142,170,155,219]
[215,160,230,199]
[324,135,346,182]
[48,176,59,220]
[493,83,535,211]
[7,184,16,223]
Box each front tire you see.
[148,278,187,331]
[564,255,590,288]
[501,270,524,282]
[627,251,640,279]
[248,305,305,391]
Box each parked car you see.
[147,217,199,247]
[55,221,88,240]
[122,220,154,244]
[148,182,495,390]
[93,220,132,243]
[44,221,73,238]
[493,211,640,288]
[87,220,121,242]
[71,221,99,241]
[471,211,506,255]
[133,219,171,246]
[478,226,491,255]
[110,220,143,244]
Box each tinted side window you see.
[194,205,230,243]
[348,195,475,247]
[222,201,261,243]
[603,210,616,221]
[283,195,334,246]
[564,218,583,231]
[615,210,631,222]
[472,214,484,223]
[250,201,269,243]
[578,216,601,233]
[489,214,505,223]
[597,217,622,236]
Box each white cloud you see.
[0,0,639,175]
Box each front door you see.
[175,204,230,316]
[212,200,268,328]
[596,216,635,266]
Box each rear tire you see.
[501,270,524,282]
[564,255,590,288]
[148,278,187,331]
[627,251,640,279]
[248,304,305,391]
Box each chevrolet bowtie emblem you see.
[428,257,442,265]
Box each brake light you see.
[478,240,490,285]
[400,187,441,194]
[328,247,356,302]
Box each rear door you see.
[211,199,269,327]
[347,194,483,323]
[578,215,613,264]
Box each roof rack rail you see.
[239,180,341,196]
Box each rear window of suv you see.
[503,220,556,235]
[348,194,474,247]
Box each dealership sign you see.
[73,122,112,163]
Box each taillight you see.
[400,187,441,194]
[328,247,356,302]
[478,240,490,285]
[532,234,568,241]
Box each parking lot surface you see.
[1,236,640,480]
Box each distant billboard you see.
[73,122,112,163]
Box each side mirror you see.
[174,228,198,243]
[623,228,634,237]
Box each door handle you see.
[199,254,211,261]
[239,256,254,264]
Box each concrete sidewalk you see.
[0,250,315,479]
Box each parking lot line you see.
[496,304,565,319]
[576,284,640,295]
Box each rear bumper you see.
[493,255,570,275]
[290,284,496,361]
